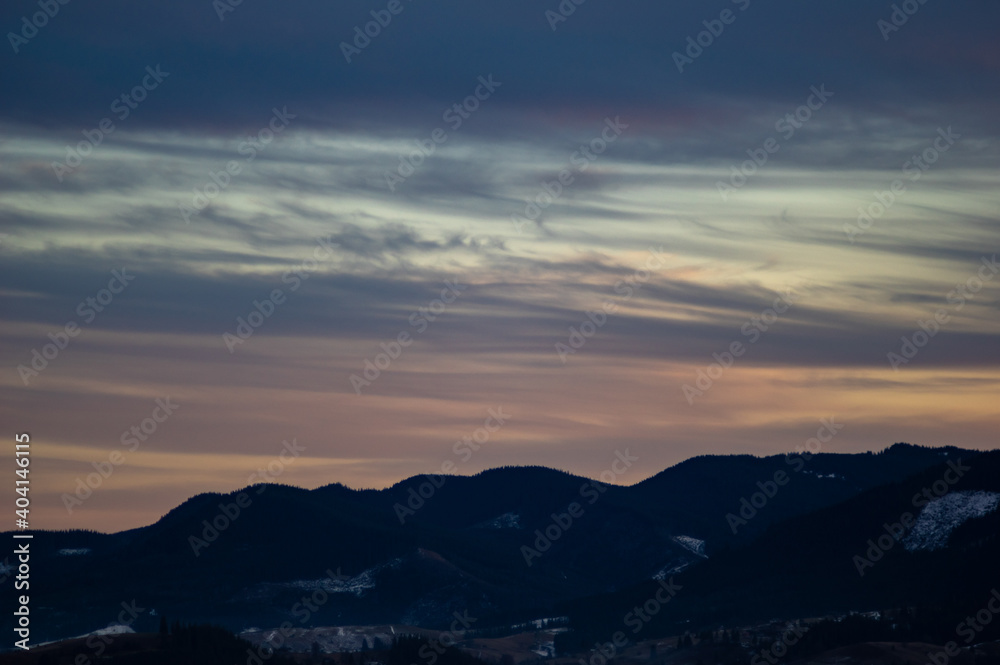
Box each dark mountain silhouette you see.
[560,448,1000,646]
[2,443,989,644]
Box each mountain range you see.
[5,443,999,646]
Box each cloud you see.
[3,0,1000,531]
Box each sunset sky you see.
[2,0,999,531]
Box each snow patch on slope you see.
[67,624,136,641]
[652,563,688,579]
[904,491,1000,552]
[58,548,92,556]
[286,559,402,596]
[803,470,844,480]
[674,535,707,557]
[474,512,521,529]
[532,639,556,657]
[652,535,708,579]
[243,625,398,654]
[90,624,136,636]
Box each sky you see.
[1,0,999,532]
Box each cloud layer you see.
[1,0,999,531]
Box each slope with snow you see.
[903,491,1000,552]
[674,535,707,557]
[285,559,399,596]
[473,512,522,529]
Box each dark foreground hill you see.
[560,449,1000,646]
[0,443,987,643]
[0,628,487,665]
[0,624,295,665]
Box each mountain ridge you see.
[4,443,992,644]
